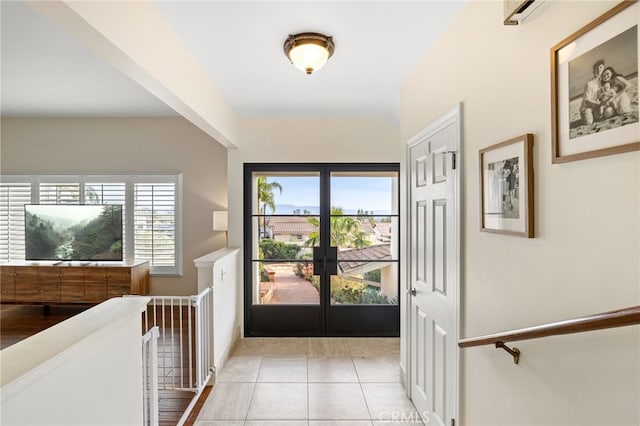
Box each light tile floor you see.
[195,338,424,426]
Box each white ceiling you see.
[1,1,465,125]
[0,1,177,117]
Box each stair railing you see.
[458,305,640,364]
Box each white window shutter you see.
[134,182,176,267]
[0,183,32,262]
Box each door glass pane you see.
[330,172,399,306]
[331,261,398,305]
[252,261,319,305]
[331,172,398,215]
[252,172,320,306]
[331,216,399,261]
[257,216,320,252]
[254,173,320,215]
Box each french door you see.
[244,163,400,337]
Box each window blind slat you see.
[39,183,80,204]
[0,183,31,261]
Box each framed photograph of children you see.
[551,0,639,163]
[480,134,534,238]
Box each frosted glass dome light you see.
[284,32,335,75]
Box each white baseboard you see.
[212,325,241,383]
[399,362,407,390]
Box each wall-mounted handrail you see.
[458,305,640,364]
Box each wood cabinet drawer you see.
[14,267,39,285]
[1,281,16,302]
[106,268,131,284]
[14,266,60,302]
[107,285,131,298]
[37,267,61,284]
[16,284,60,302]
[62,284,107,303]
[1,266,16,301]
[60,268,107,287]
[1,266,15,282]
[1,287,16,301]
[59,267,85,285]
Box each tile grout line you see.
[242,355,262,425]
[353,353,375,423]
[307,347,311,426]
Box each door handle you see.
[407,288,417,297]
[326,246,338,276]
[312,247,323,276]
[312,246,338,275]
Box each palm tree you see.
[304,207,371,249]
[257,177,282,239]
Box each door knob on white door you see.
[407,288,417,296]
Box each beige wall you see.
[401,1,639,425]
[1,117,228,296]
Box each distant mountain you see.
[270,204,392,216]
[271,204,319,215]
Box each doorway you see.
[244,163,400,337]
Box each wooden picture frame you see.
[480,134,534,238]
[551,0,639,163]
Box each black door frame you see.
[243,162,400,337]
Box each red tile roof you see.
[338,244,391,273]
[270,221,316,235]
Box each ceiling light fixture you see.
[283,32,335,75]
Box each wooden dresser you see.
[0,261,149,305]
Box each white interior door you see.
[407,105,461,426]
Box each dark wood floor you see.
[0,304,90,350]
[0,304,207,426]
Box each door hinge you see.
[448,151,457,170]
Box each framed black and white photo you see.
[480,134,534,238]
[551,0,639,163]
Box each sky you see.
[266,175,395,213]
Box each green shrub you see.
[359,287,394,304]
[260,239,300,260]
[363,269,381,283]
[330,276,393,305]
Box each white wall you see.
[1,297,149,426]
[194,247,242,370]
[228,117,401,331]
[401,1,639,425]
[1,117,228,295]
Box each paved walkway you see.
[268,264,319,304]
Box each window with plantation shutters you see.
[0,182,32,262]
[85,183,126,205]
[39,183,80,204]
[134,180,178,271]
[0,174,181,275]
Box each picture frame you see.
[551,0,639,163]
[480,134,534,238]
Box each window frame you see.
[0,173,182,276]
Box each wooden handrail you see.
[459,305,640,348]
